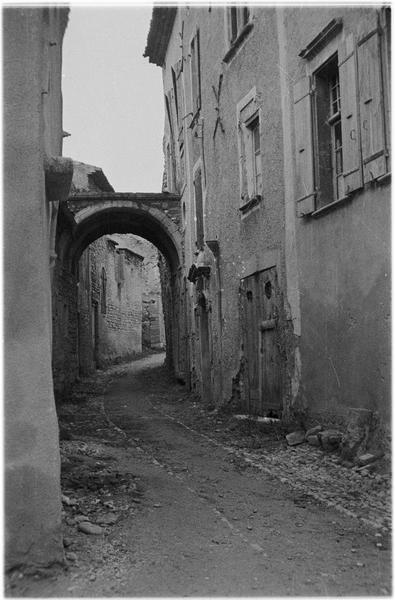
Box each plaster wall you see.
[4,7,68,568]
[280,7,391,425]
[157,5,390,428]
[161,7,293,409]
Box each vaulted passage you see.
[53,189,190,399]
[61,192,183,273]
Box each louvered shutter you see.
[338,34,363,193]
[293,76,316,216]
[357,29,387,182]
[196,30,201,111]
[176,60,184,133]
[194,169,204,250]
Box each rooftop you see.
[143,6,177,67]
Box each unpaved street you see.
[8,354,391,596]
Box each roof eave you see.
[143,6,177,67]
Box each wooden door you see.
[240,276,260,413]
[240,268,282,415]
[257,268,282,414]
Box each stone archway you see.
[63,192,183,273]
[53,191,189,397]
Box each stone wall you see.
[109,234,165,350]
[86,236,144,368]
[52,261,79,397]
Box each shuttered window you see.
[357,29,387,182]
[100,268,107,314]
[194,168,204,250]
[294,24,389,216]
[228,6,250,44]
[190,31,201,116]
[293,76,316,215]
[338,33,363,194]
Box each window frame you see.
[294,17,390,218]
[236,87,263,215]
[224,5,253,63]
[313,53,345,208]
[228,6,250,44]
[189,29,201,119]
[192,159,205,251]
[100,267,107,314]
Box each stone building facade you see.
[77,236,144,370]
[145,6,391,434]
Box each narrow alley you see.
[5,6,391,582]
[7,353,391,597]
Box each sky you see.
[62,5,165,192]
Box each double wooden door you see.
[240,267,282,416]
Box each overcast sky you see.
[62,5,165,192]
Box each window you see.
[314,55,344,207]
[228,6,250,44]
[237,87,263,211]
[164,93,176,192]
[248,117,262,197]
[116,251,124,299]
[171,67,179,126]
[100,267,107,314]
[224,6,253,63]
[193,166,204,250]
[293,22,390,217]
[190,30,201,116]
[170,59,186,190]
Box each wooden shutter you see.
[176,60,184,133]
[196,30,201,112]
[357,29,387,182]
[338,34,363,193]
[293,76,316,216]
[194,169,204,250]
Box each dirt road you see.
[8,353,391,596]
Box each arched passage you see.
[65,195,183,274]
[53,192,189,398]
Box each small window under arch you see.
[101,267,107,314]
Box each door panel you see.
[240,267,282,415]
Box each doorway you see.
[240,267,282,415]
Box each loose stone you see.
[286,431,306,446]
[78,522,104,535]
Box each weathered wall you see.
[85,236,144,367]
[110,234,165,350]
[160,7,294,411]
[280,7,391,426]
[52,261,79,397]
[4,7,69,568]
[155,5,390,430]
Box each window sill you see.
[311,194,352,217]
[239,194,262,216]
[223,22,254,64]
[304,172,390,219]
